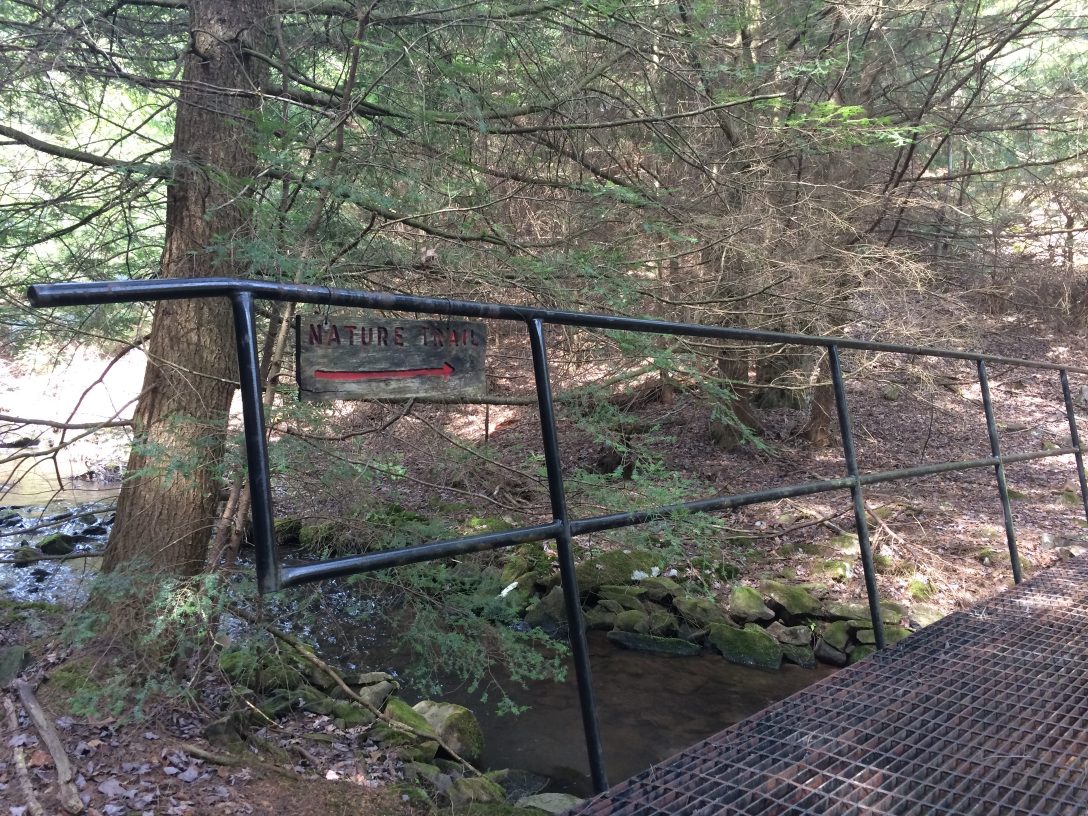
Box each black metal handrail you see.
[27,276,1088,794]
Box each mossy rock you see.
[820,560,853,582]
[707,623,782,670]
[606,630,701,656]
[370,720,439,761]
[274,517,303,547]
[447,776,507,808]
[728,585,774,623]
[384,697,435,734]
[639,576,684,602]
[39,533,76,556]
[647,609,678,637]
[767,621,812,647]
[219,646,309,693]
[389,783,432,806]
[404,761,446,788]
[575,550,657,596]
[613,609,650,633]
[674,596,731,628]
[760,580,821,620]
[821,620,853,652]
[352,679,398,710]
[11,546,40,566]
[331,700,375,728]
[413,700,485,765]
[500,556,532,585]
[850,644,877,664]
[814,638,848,667]
[524,586,568,635]
[1006,487,1029,500]
[596,585,647,609]
[583,608,617,630]
[781,643,817,669]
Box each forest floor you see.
[3,309,1088,814]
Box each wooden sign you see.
[296,314,487,401]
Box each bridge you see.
[27,277,1088,802]
[568,552,1088,814]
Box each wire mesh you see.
[569,555,1088,815]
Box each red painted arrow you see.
[315,362,455,382]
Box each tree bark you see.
[104,0,272,576]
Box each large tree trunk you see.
[104,0,272,576]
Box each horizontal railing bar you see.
[858,448,1080,487]
[280,521,564,588]
[27,278,1088,376]
[278,446,1081,588]
[569,478,858,535]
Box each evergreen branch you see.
[0,123,170,178]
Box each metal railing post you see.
[977,359,1021,584]
[828,345,885,649]
[527,319,608,793]
[230,292,280,594]
[1059,370,1088,524]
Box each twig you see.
[864,500,905,546]
[177,741,250,767]
[4,695,46,816]
[14,680,83,814]
[0,550,105,564]
[226,604,482,775]
[786,497,848,535]
[0,413,132,430]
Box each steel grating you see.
[568,555,1088,815]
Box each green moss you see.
[674,596,730,628]
[384,696,436,735]
[707,623,782,670]
[821,620,852,652]
[575,550,657,595]
[274,517,303,547]
[908,577,936,601]
[728,585,774,622]
[760,580,821,618]
[464,516,515,534]
[607,630,701,656]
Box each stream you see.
[0,493,834,797]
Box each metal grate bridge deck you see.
[568,555,1088,815]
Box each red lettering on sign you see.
[377,327,388,346]
[328,325,341,345]
[394,327,404,346]
[309,324,322,345]
[344,325,357,345]
[360,327,373,346]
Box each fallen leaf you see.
[27,749,52,768]
[177,764,200,783]
[97,778,131,798]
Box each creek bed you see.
[437,631,835,796]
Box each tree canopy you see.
[1,0,1086,573]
